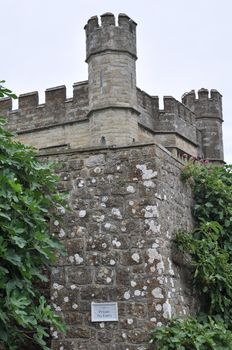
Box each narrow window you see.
[100,70,103,89]
[131,73,133,88]
[142,94,146,109]
[101,136,106,145]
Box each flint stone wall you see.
[40,142,195,350]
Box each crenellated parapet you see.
[0,13,225,164]
[162,96,196,124]
[154,96,199,158]
[137,88,196,126]
[18,91,39,110]
[137,88,197,145]
[182,89,224,162]
[85,13,137,62]
[0,97,12,115]
[182,88,223,120]
[137,86,224,163]
[0,82,89,133]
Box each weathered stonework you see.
[40,143,195,349]
[0,12,225,350]
[0,14,224,163]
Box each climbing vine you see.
[150,161,232,349]
[0,83,66,349]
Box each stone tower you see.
[0,12,227,349]
[85,13,139,146]
[182,89,224,163]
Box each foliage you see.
[0,81,17,99]
[181,163,232,243]
[0,84,66,349]
[176,221,232,323]
[150,161,232,349]
[150,318,232,350]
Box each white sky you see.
[1,0,232,163]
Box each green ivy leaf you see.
[10,236,27,248]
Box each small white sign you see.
[91,302,118,322]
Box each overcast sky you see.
[1,0,231,163]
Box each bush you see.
[0,83,66,349]
[150,162,232,349]
[150,318,232,350]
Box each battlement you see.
[0,82,89,132]
[85,13,137,62]
[161,96,196,124]
[136,88,198,152]
[137,88,196,125]
[182,88,224,161]
[182,88,223,120]
[0,97,12,114]
[156,96,197,146]
[182,88,222,103]
[3,85,198,133]
[0,12,224,164]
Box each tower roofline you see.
[85,13,137,62]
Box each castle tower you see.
[85,13,139,146]
[182,89,224,163]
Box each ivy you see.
[150,162,232,349]
[0,81,17,100]
[0,83,66,349]
[150,318,232,350]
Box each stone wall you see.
[39,142,195,350]
[0,12,224,163]
[88,53,137,110]
[0,82,224,162]
[16,120,90,150]
[0,11,225,350]
[182,88,224,162]
[2,83,89,134]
